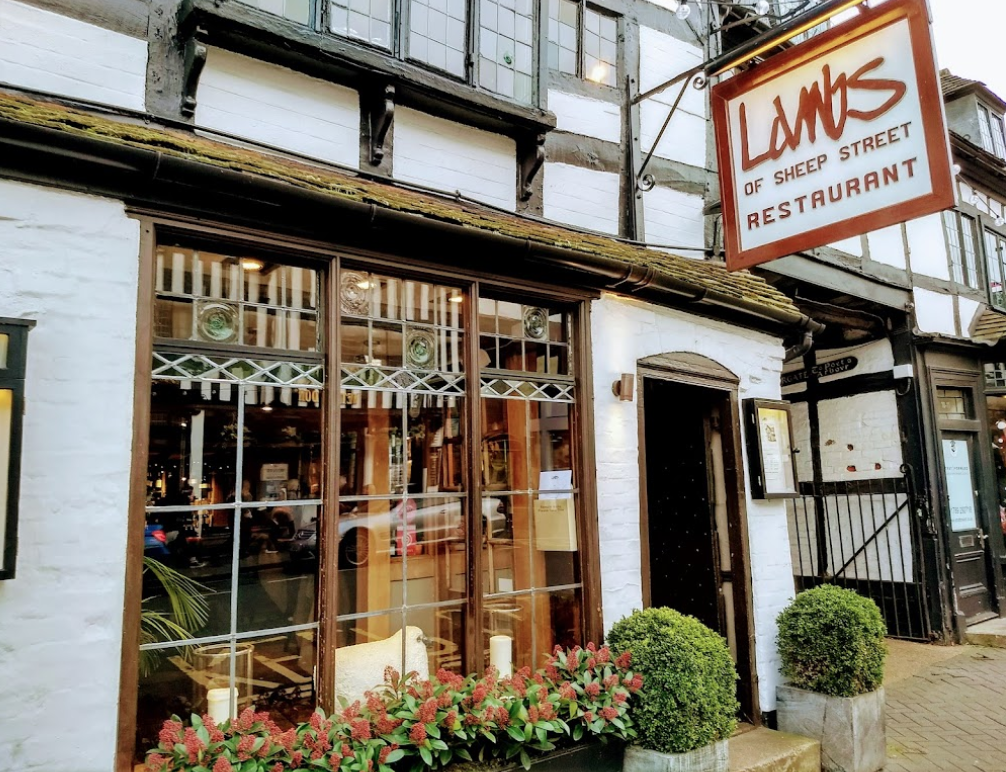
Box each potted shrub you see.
[775,585,887,772]
[606,608,738,772]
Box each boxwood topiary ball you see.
[606,607,738,754]
[776,584,887,697]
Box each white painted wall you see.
[959,296,983,337]
[913,287,956,335]
[548,90,621,144]
[642,185,704,251]
[638,27,706,167]
[817,390,903,481]
[543,163,620,235]
[197,47,360,168]
[866,224,907,269]
[0,0,147,111]
[394,107,516,211]
[906,214,950,281]
[0,181,139,772]
[590,294,792,711]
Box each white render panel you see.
[866,224,907,269]
[0,181,139,771]
[638,26,706,165]
[543,163,620,235]
[817,391,904,481]
[959,296,983,338]
[198,47,361,168]
[913,287,956,335]
[394,107,516,211]
[642,185,704,251]
[548,90,621,143]
[0,0,147,111]
[905,214,950,280]
[590,295,792,711]
[829,235,864,257]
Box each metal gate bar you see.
[787,473,932,640]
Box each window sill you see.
[181,0,556,138]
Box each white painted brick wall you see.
[638,27,705,167]
[394,107,516,211]
[913,286,956,335]
[198,47,361,168]
[642,185,704,251]
[0,0,147,111]
[548,90,621,144]
[817,391,903,481]
[905,213,949,280]
[543,163,620,235]
[590,295,793,711]
[0,181,139,772]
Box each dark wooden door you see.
[941,432,996,623]
[643,378,723,634]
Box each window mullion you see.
[468,0,478,85]
[398,0,409,61]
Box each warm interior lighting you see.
[241,258,264,272]
[356,280,374,290]
[587,63,609,83]
[448,291,464,303]
[706,0,866,76]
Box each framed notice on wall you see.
[744,399,799,499]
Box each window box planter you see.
[776,683,885,772]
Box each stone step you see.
[966,616,1006,648]
[729,727,820,772]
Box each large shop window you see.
[236,0,539,103]
[133,241,591,760]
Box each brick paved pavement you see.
[886,646,1006,772]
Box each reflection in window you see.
[986,229,1006,311]
[479,292,580,671]
[979,104,1006,160]
[547,0,617,86]
[238,0,313,24]
[409,0,468,77]
[943,210,980,289]
[337,269,468,680]
[479,0,535,102]
[330,0,393,48]
[137,246,323,764]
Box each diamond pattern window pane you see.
[330,0,393,48]
[409,0,467,76]
[239,0,313,23]
[479,0,534,102]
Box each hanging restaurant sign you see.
[711,0,954,271]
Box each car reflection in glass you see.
[288,497,508,568]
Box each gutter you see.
[0,115,823,338]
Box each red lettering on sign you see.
[739,58,907,172]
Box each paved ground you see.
[885,641,1006,772]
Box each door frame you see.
[635,353,760,724]
[929,366,1005,632]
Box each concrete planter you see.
[777,684,886,772]
[623,741,729,772]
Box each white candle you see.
[207,687,236,725]
[489,635,512,679]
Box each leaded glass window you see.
[239,0,313,24]
[979,104,1006,160]
[986,229,1006,311]
[479,0,535,102]
[330,0,393,48]
[547,0,578,76]
[408,0,468,77]
[943,210,980,289]
[547,0,617,86]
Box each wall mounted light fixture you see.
[0,318,34,580]
[612,373,635,402]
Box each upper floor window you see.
[237,0,536,102]
[943,210,981,289]
[985,229,1006,311]
[978,104,1006,160]
[546,0,618,87]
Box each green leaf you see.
[419,746,433,767]
[507,726,525,742]
[519,748,531,770]
[454,748,472,762]
[426,724,441,739]
[385,749,406,764]
[429,740,448,751]
[535,727,547,744]
[572,723,584,741]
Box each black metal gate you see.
[787,469,932,640]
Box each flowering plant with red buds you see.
[144,644,641,772]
